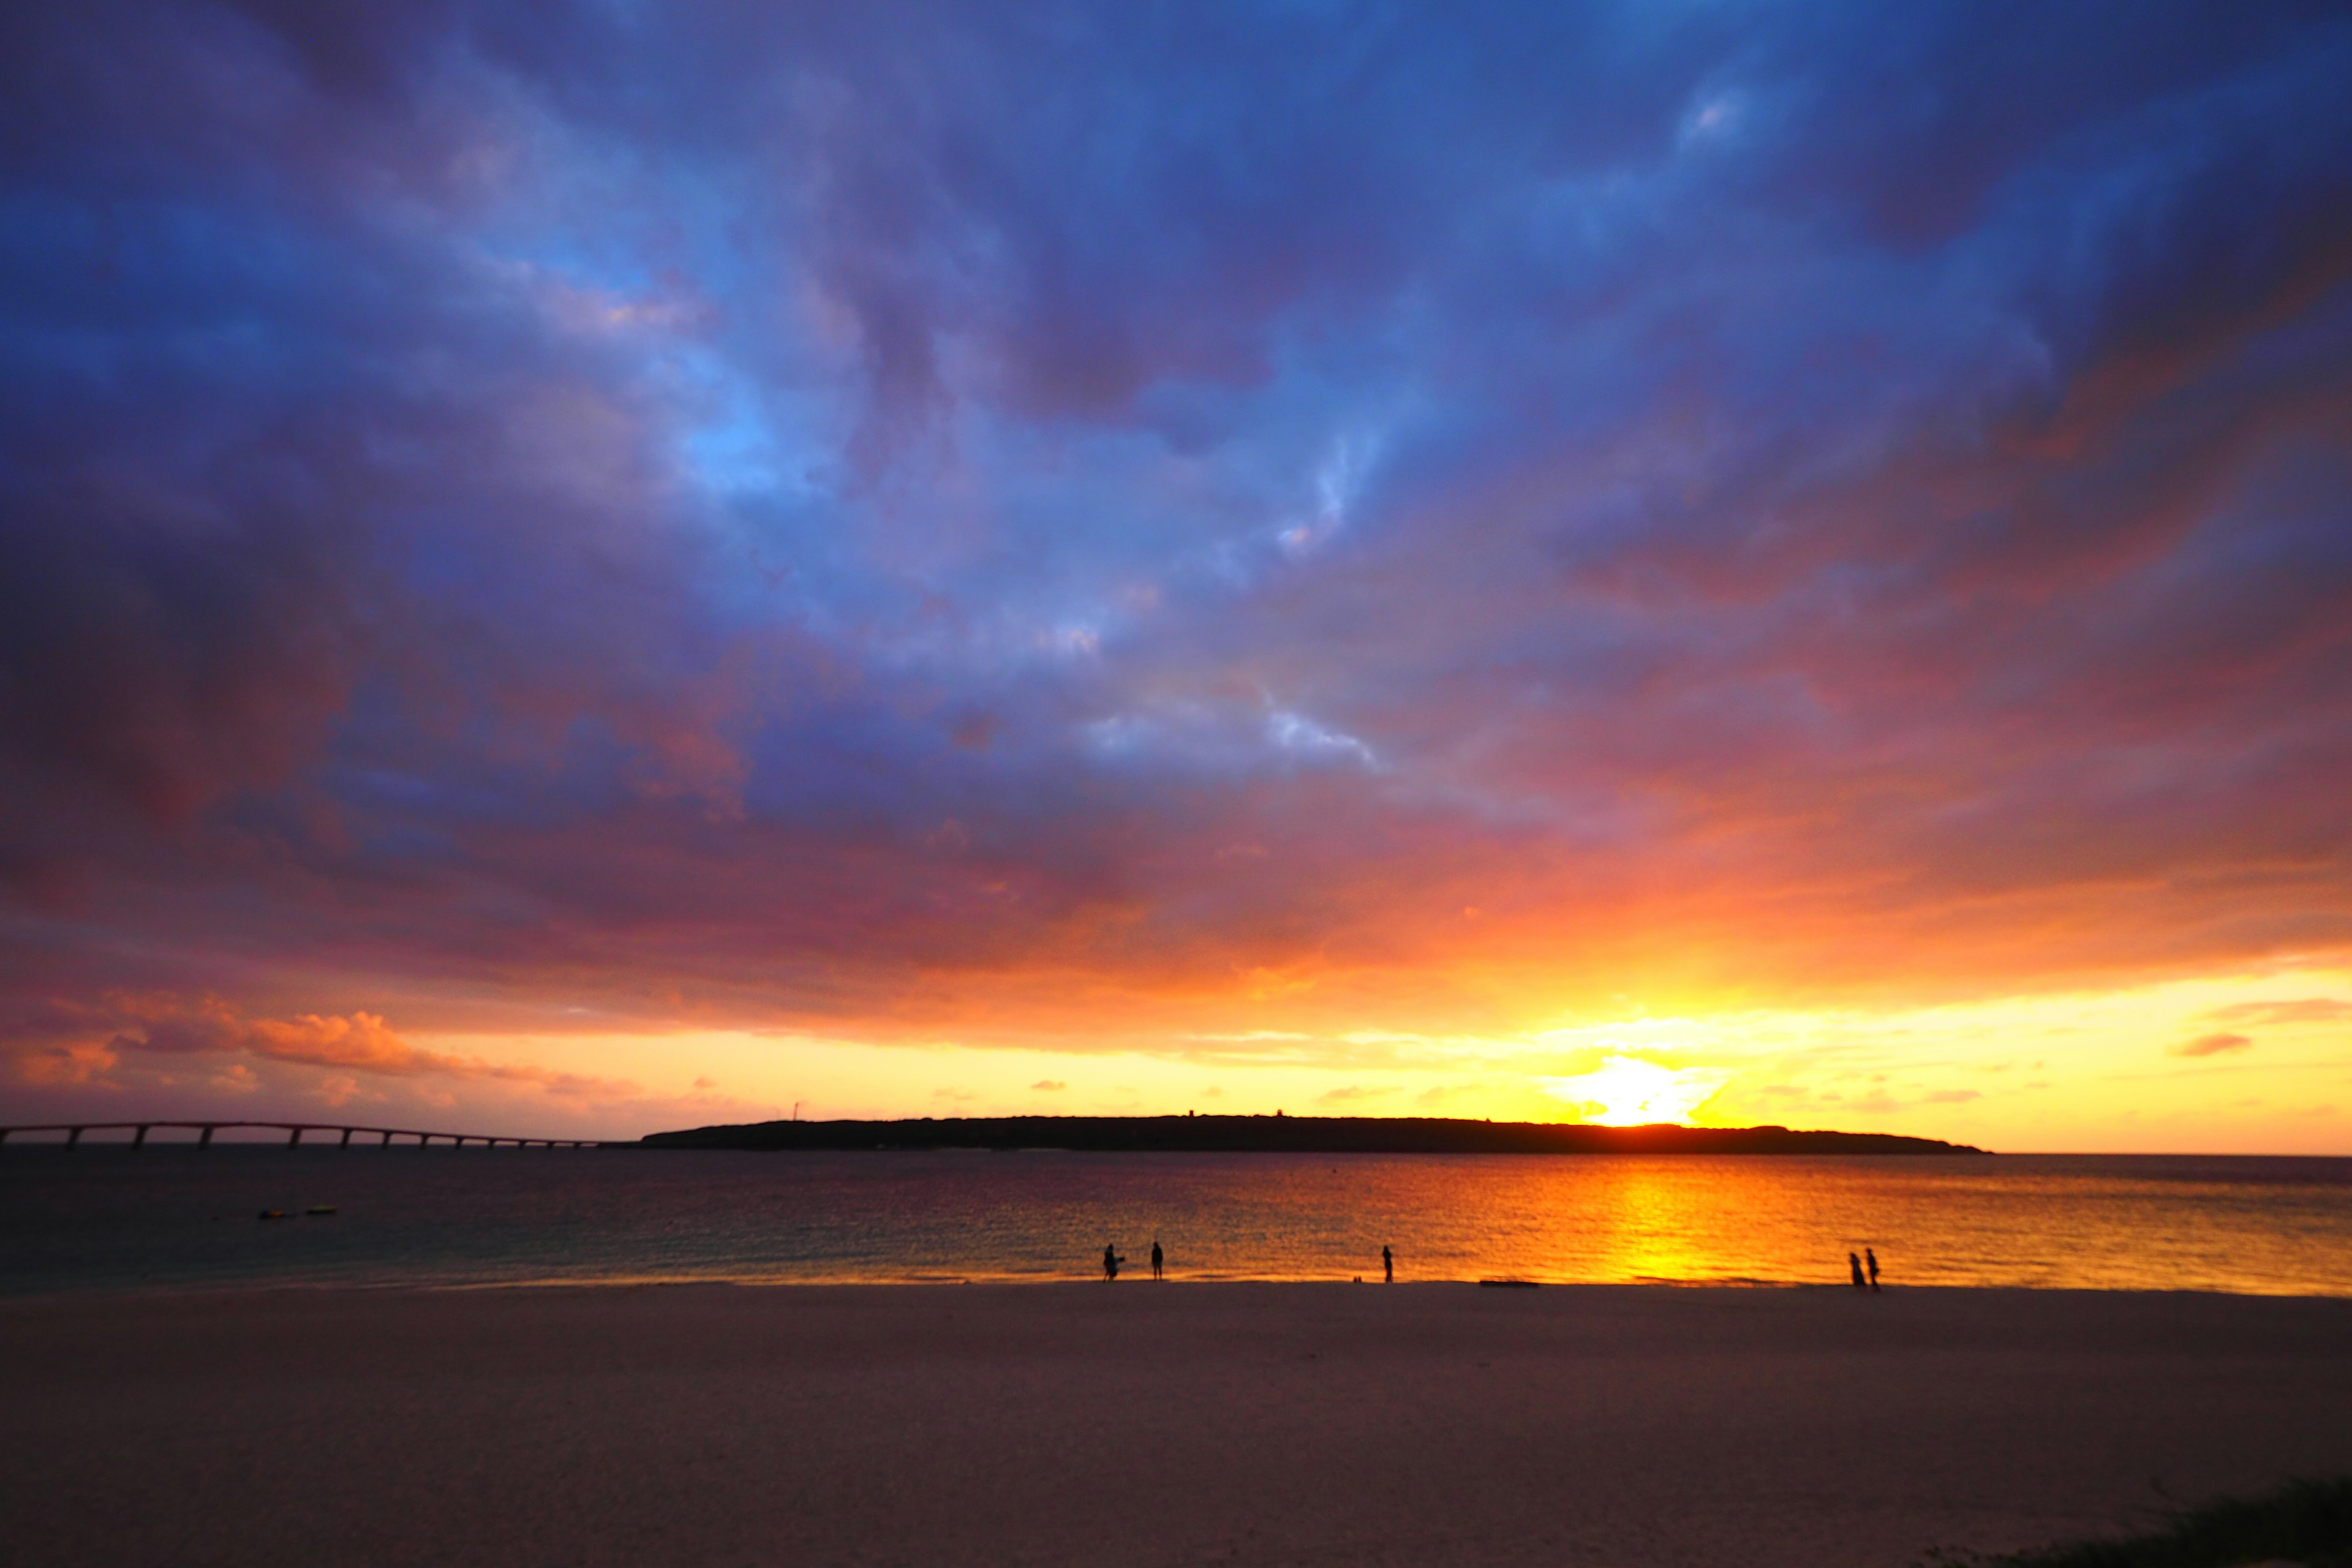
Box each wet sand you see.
[4,1283,2348,1567]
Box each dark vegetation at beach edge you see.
[1954,1476,2352,1567]
[640,1115,1985,1155]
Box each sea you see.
[4,1146,2350,1298]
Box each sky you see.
[3,1,2350,1151]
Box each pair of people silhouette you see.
[1102,1240,1166,1281]
[1848,1248,1882,1292]
[1100,1241,1393,1281]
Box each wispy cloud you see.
[2171,1032,2255,1059]
[2203,1000,2352,1027]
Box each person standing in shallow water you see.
[1849,1253,1868,1291]
[1866,1248,1881,1292]
[1103,1244,1123,1282]
[1382,1245,1394,1283]
[1150,1240,1164,1281]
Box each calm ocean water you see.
[3,1147,2348,1297]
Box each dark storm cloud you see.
[4,0,2351,1065]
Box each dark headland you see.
[640,1115,1984,1155]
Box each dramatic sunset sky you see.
[4,1,2350,1150]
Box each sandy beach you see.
[4,1283,2348,1567]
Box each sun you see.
[1539,1056,1730,1126]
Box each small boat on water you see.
[257,1210,290,1221]
[305,1206,337,1216]
[1477,1278,1539,1288]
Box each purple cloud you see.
[2,0,2350,1090]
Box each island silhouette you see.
[639,1115,1983,1155]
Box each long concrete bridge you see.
[0,1121,616,1150]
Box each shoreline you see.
[13,1273,2352,1300]
[9,1281,2349,1567]
[13,1272,2352,1306]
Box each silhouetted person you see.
[1849,1252,1867,1291]
[1103,1244,1123,1282]
[1150,1239,1164,1281]
[1382,1245,1394,1283]
[1866,1248,1881,1292]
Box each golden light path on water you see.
[1310,1156,2352,1293]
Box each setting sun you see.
[1540,1057,1731,1128]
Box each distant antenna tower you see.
[792,1100,804,1121]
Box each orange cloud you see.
[111,1001,641,1099]
[15,1039,121,1087]
[2169,1031,2254,1058]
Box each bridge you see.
[0,1121,617,1150]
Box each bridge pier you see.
[134,1125,149,1149]
[198,1126,214,1148]
[382,1130,393,1145]
[67,1126,83,1148]
[340,1128,353,1147]
[287,1126,302,1148]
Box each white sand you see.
[4,1283,2348,1566]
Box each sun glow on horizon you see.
[1539,1055,1732,1128]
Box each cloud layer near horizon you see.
[4,1,2351,1112]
